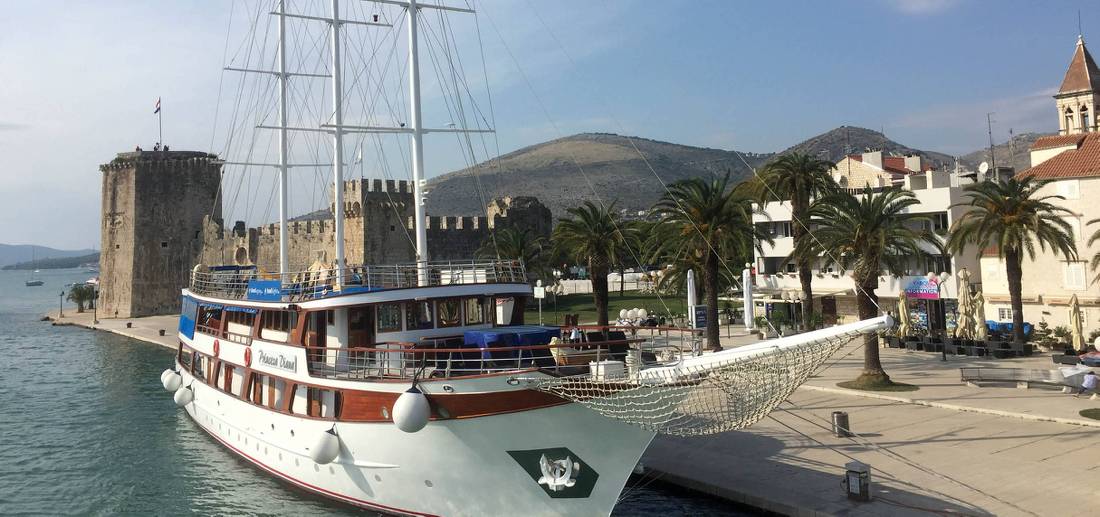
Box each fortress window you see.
[377,303,402,333]
[390,225,396,232]
[437,298,461,328]
[161,241,169,248]
[464,297,486,325]
[115,244,120,249]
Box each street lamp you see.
[92,285,100,325]
[58,290,65,318]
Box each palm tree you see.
[552,201,631,328]
[1089,218,1100,285]
[477,227,549,325]
[796,187,940,385]
[752,153,837,330]
[947,177,1077,344]
[651,173,771,351]
[67,284,96,313]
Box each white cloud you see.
[885,0,959,15]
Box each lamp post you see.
[92,285,100,325]
[58,290,65,318]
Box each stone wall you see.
[100,151,221,318]
[198,179,553,271]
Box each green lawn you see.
[525,292,742,325]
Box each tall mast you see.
[407,0,429,285]
[330,0,346,286]
[277,0,289,276]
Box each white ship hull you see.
[175,365,656,517]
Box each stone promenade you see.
[643,340,1100,516]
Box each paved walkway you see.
[642,343,1100,517]
[47,309,176,350]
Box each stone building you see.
[99,149,553,318]
[198,180,552,271]
[99,151,222,318]
[980,37,1100,338]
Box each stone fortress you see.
[99,151,551,318]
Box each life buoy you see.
[244,347,252,367]
[213,339,220,357]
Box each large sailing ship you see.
[161,1,891,515]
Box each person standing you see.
[1075,371,1098,397]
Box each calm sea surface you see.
[0,269,750,516]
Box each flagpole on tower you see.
[154,97,163,147]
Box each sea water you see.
[0,269,748,516]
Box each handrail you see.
[188,259,527,301]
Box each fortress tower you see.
[99,151,221,317]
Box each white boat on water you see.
[161,2,891,515]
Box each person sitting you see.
[154,142,161,151]
[134,145,143,152]
[163,144,170,151]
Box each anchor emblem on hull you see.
[537,454,580,492]
[507,447,598,498]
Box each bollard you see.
[126,322,132,328]
[158,329,166,336]
[832,411,851,438]
[842,461,872,501]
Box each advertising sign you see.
[904,276,941,300]
[246,279,282,301]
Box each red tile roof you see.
[1059,36,1100,94]
[1019,132,1100,180]
[1030,134,1086,151]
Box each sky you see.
[2,0,1098,249]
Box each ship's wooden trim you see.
[179,342,569,423]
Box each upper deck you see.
[189,260,527,303]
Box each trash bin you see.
[831,411,851,437]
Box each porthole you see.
[381,407,390,419]
[424,480,434,488]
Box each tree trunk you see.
[619,268,625,297]
[1005,248,1026,344]
[704,251,721,351]
[856,277,889,382]
[591,261,610,329]
[791,195,814,330]
[799,263,813,330]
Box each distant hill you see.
[0,244,97,267]
[782,125,955,165]
[958,131,1052,172]
[425,128,958,219]
[2,252,100,270]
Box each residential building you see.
[752,155,986,334]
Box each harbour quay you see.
[644,338,1100,517]
[49,308,1100,516]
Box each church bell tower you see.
[1056,35,1100,135]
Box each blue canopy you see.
[463,326,561,348]
[986,320,1032,336]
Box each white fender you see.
[392,387,430,433]
[173,385,194,407]
[310,428,341,464]
[162,370,182,392]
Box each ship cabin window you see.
[406,300,435,330]
[192,353,206,379]
[464,297,486,325]
[437,298,462,328]
[196,305,223,335]
[179,347,193,370]
[249,373,281,408]
[304,311,327,347]
[348,306,375,347]
[376,303,403,333]
[224,308,255,341]
[259,310,297,343]
[307,387,339,418]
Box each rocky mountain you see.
[425,128,957,219]
[0,244,97,267]
[958,131,1053,172]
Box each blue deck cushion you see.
[462,326,562,361]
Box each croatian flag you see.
[154,97,161,114]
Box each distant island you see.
[2,252,100,271]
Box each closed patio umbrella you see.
[1070,294,1084,352]
[953,269,974,340]
[973,288,987,341]
[896,291,911,338]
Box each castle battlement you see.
[99,151,220,172]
